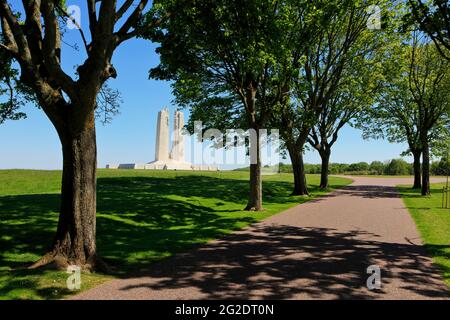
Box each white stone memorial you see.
[107,108,218,171]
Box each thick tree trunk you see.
[287,143,309,196]
[31,111,100,271]
[421,136,430,196]
[245,130,263,211]
[319,150,330,189]
[245,162,263,211]
[412,149,422,189]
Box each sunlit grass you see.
[0,169,351,299]
[398,183,450,289]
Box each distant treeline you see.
[235,158,449,176]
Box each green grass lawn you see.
[0,169,351,300]
[347,175,442,179]
[398,183,450,288]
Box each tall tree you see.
[307,73,379,189]
[143,0,324,210]
[358,37,449,190]
[409,34,450,195]
[358,40,424,189]
[276,0,385,195]
[305,3,396,189]
[408,0,450,60]
[0,0,150,270]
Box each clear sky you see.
[0,2,413,170]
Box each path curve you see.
[74,176,449,300]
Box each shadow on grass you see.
[0,174,329,299]
[397,185,447,199]
[0,268,73,300]
[425,244,450,291]
[95,175,327,271]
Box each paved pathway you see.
[74,176,449,300]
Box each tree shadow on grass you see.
[0,194,71,299]
[397,185,447,199]
[96,175,309,208]
[0,268,73,300]
[94,175,322,271]
[425,244,450,281]
[1,174,321,299]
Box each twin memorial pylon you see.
[107,108,218,171]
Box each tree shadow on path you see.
[119,224,449,300]
[337,185,401,199]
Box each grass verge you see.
[398,182,450,289]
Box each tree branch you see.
[55,2,90,53]
[116,0,148,42]
[22,0,44,60]
[40,1,76,97]
[0,0,32,62]
[87,0,98,38]
[97,0,117,37]
[116,0,135,22]
[0,16,17,54]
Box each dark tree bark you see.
[421,135,431,195]
[308,131,334,190]
[287,142,309,196]
[319,149,331,189]
[242,83,269,212]
[412,149,422,189]
[245,126,263,210]
[30,109,103,271]
[246,162,263,211]
[55,112,97,266]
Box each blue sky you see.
[0,2,413,170]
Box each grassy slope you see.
[0,169,351,300]
[346,175,442,179]
[398,183,450,288]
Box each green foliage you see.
[280,0,393,148]
[369,161,386,175]
[384,159,412,176]
[307,3,381,150]
[407,0,450,60]
[431,156,450,176]
[348,162,370,172]
[257,158,449,176]
[409,38,449,131]
[143,0,347,136]
[358,31,449,159]
[242,160,418,176]
[357,36,418,146]
[141,0,349,203]
[0,46,26,124]
[430,132,450,159]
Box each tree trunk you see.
[412,149,422,189]
[319,150,330,189]
[31,111,100,271]
[245,129,263,211]
[287,143,309,196]
[421,136,430,196]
